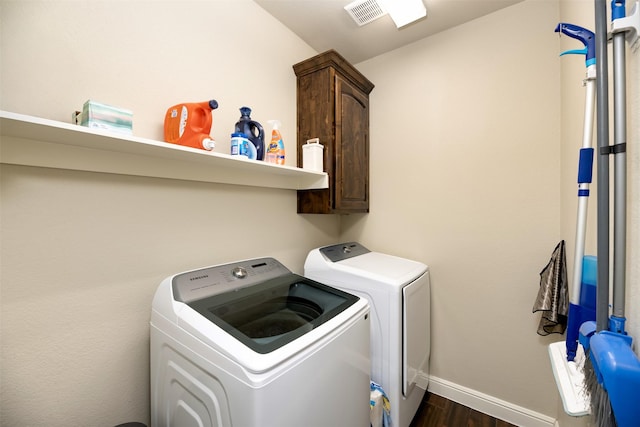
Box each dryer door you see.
[402,272,430,396]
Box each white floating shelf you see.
[0,111,328,190]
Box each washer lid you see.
[187,273,360,354]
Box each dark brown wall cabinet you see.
[293,50,374,214]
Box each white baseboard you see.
[426,375,557,427]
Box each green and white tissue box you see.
[80,100,133,135]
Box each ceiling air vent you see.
[344,0,387,26]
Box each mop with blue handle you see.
[554,22,597,363]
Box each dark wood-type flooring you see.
[410,393,518,427]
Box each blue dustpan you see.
[588,331,640,427]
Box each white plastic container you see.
[302,138,324,172]
[230,132,254,159]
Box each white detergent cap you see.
[202,138,215,151]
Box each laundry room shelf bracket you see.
[0,111,328,190]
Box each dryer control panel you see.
[319,242,371,262]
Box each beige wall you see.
[345,0,640,425]
[347,0,562,417]
[2,0,639,426]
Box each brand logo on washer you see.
[189,274,209,281]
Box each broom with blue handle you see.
[580,1,640,426]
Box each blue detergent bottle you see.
[234,107,265,160]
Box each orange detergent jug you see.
[164,100,218,150]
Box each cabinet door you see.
[334,75,369,212]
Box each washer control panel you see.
[171,257,291,303]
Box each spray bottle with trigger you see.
[265,120,285,165]
[554,22,597,362]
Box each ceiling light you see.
[381,0,427,28]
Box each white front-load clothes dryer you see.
[305,242,430,427]
[150,257,370,427]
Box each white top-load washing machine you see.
[150,257,370,427]
[305,242,430,427]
